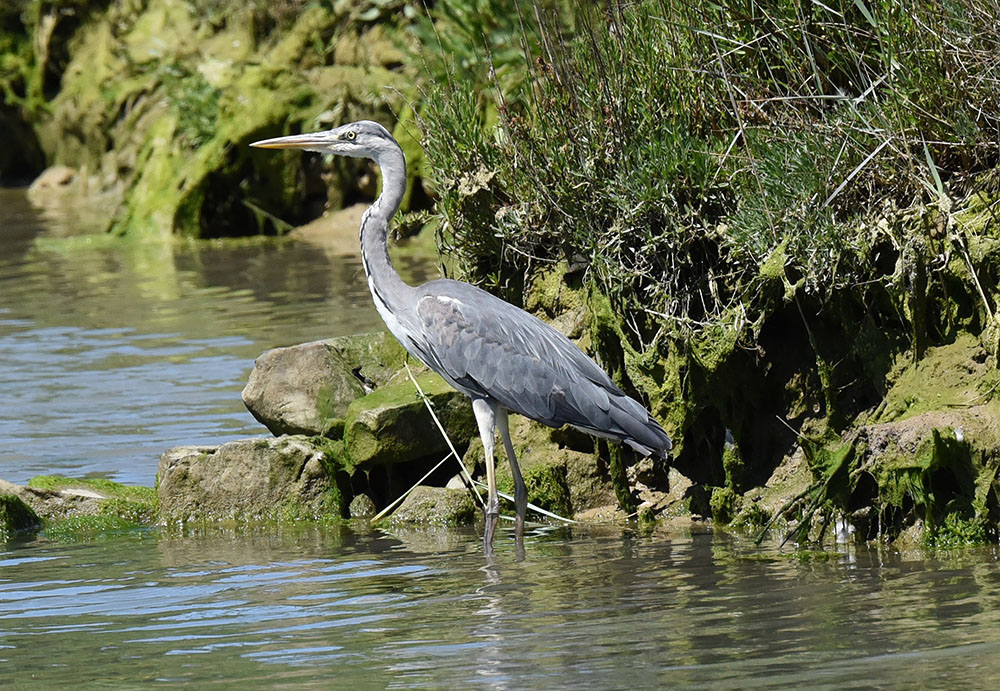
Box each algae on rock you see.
[158,435,347,523]
[18,0,421,237]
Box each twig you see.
[823,137,892,208]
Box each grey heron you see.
[251,120,672,549]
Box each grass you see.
[422,0,1000,323]
[416,0,1000,542]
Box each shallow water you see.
[0,189,430,484]
[3,525,1000,687]
[4,189,1000,687]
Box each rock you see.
[386,486,476,526]
[0,477,109,522]
[242,332,406,437]
[349,493,377,519]
[27,165,76,193]
[0,493,41,542]
[341,371,477,469]
[157,436,343,522]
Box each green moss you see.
[99,498,157,525]
[927,511,989,549]
[710,486,736,524]
[497,458,573,518]
[28,475,157,505]
[876,334,999,423]
[525,262,585,317]
[722,442,744,491]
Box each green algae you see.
[340,371,476,470]
[40,514,153,543]
[28,475,157,505]
[875,334,999,423]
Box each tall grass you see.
[420,0,1000,342]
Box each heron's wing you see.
[410,285,670,455]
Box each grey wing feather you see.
[410,280,672,457]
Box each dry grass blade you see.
[371,453,455,523]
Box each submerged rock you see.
[242,332,406,437]
[158,436,343,522]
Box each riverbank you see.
[3,0,999,547]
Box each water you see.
[0,188,430,484]
[2,526,1000,687]
[4,189,1000,687]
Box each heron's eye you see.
[345,131,356,140]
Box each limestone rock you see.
[242,331,406,437]
[342,371,477,469]
[157,436,342,521]
[387,486,476,526]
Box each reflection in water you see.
[0,188,435,484]
[1,526,999,687]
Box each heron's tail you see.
[609,394,673,458]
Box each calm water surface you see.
[3,526,1000,687]
[0,188,429,484]
[3,189,1000,687]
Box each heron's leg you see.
[495,409,527,539]
[472,398,499,549]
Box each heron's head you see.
[250,120,396,161]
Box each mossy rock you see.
[242,332,407,437]
[0,494,41,542]
[30,0,419,237]
[157,435,346,522]
[349,493,377,519]
[27,475,157,507]
[341,371,476,470]
[386,486,476,526]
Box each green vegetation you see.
[5,0,1000,544]
[28,474,158,506]
[419,0,1000,544]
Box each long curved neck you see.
[360,143,411,317]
